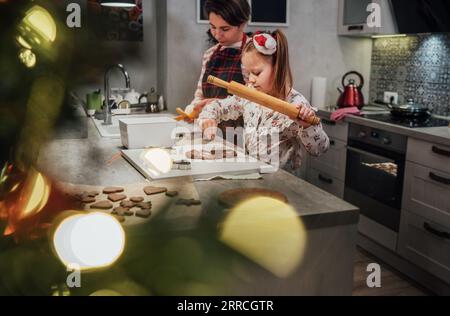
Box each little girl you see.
[198,30,329,169]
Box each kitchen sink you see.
[92,113,176,138]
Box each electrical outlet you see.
[384,92,398,105]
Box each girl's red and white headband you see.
[253,33,277,56]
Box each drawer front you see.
[309,138,347,181]
[398,210,450,284]
[403,162,450,227]
[320,117,348,142]
[407,138,450,172]
[307,168,345,198]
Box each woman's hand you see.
[296,105,315,129]
[180,99,218,123]
[200,119,218,140]
[194,98,217,113]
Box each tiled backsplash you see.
[370,34,450,116]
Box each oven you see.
[344,123,407,251]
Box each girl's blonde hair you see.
[243,29,293,99]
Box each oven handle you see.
[347,146,394,162]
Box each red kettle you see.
[337,71,365,109]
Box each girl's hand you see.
[200,119,218,140]
[296,105,315,129]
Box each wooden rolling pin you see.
[207,75,321,126]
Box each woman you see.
[184,0,251,129]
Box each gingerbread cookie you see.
[165,191,179,198]
[135,209,152,219]
[120,200,136,208]
[90,200,113,210]
[79,195,96,204]
[143,186,167,196]
[108,193,127,202]
[136,201,152,209]
[186,149,203,160]
[112,207,134,217]
[103,187,124,194]
[130,196,144,203]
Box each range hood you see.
[391,0,450,34]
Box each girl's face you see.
[242,51,274,95]
[209,13,244,46]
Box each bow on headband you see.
[253,33,277,55]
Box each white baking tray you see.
[121,141,271,180]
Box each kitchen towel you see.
[193,173,263,182]
[331,107,362,122]
[311,77,328,109]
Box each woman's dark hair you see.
[204,0,251,45]
[204,0,251,26]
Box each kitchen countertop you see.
[37,114,359,230]
[0,110,360,296]
[318,108,450,147]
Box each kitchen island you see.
[32,115,359,296]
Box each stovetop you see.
[362,113,449,128]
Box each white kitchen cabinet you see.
[406,138,450,173]
[338,0,398,37]
[305,115,348,198]
[402,162,450,227]
[310,138,347,181]
[307,168,345,199]
[398,137,450,284]
[321,118,349,142]
[398,210,450,284]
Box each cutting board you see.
[121,139,270,180]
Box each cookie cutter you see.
[172,160,192,170]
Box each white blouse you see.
[198,88,330,169]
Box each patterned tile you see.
[370,34,450,116]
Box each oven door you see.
[345,143,406,250]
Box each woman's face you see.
[209,12,244,46]
[242,51,274,95]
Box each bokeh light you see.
[142,148,173,176]
[23,5,56,43]
[18,48,36,68]
[53,212,126,271]
[220,197,307,278]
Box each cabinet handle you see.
[432,146,450,158]
[322,119,336,126]
[348,25,364,31]
[423,223,450,240]
[318,174,333,184]
[429,172,450,185]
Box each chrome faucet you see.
[103,64,131,125]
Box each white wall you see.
[157,0,373,112]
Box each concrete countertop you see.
[37,115,359,230]
[318,108,450,147]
